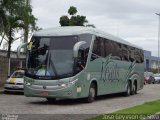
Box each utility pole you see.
[156,13,160,73]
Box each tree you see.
[68,6,77,15]
[0,5,7,46]
[69,15,87,26]
[59,6,89,26]
[0,0,25,58]
[0,0,37,57]
[0,0,38,76]
[59,16,69,26]
[19,0,37,52]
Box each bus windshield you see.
[26,36,78,79]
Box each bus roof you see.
[34,26,142,49]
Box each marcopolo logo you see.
[43,85,47,89]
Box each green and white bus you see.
[17,26,144,103]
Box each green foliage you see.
[68,6,77,15]
[59,16,69,26]
[69,15,86,26]
[59,6,88,26]
[0,0,37,57]
[19,1,37,31]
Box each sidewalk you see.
[0,87,4,94]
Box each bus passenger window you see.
[140,50,144,63]
[134,49,142,63]
[104,39,114,59]
[104,40,110,57]
[122,45,129,61]
[129,47,135,62]
[91,38,100,61]
[111,42,121,60]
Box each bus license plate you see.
[39,92,48,96]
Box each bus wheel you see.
[46,98,56,102]
[86,83,96,103]
[131,82,137,95]
[124,81,131,96]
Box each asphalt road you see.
[0,84,160,120]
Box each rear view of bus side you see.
[17,27,144,103]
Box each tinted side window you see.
[121,44,129,61]
[91,36,144,63]
[134,48,144,63]
[104,39,110,56]
[111,42,121,60]
[92,38,100,56]
[100,37,105,57]
[140,50,144,63]
[92,37,105,57]
[129,47,135,62]
[134,49,140,63]
[105,40,114,57]
[128,46,144,63]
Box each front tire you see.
[86,83,96,103]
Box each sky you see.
[12,0,160,56]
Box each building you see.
[0,50,25,87]
[144,50,160,71]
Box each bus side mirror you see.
[73,41,86,58]
[17,42,28,58]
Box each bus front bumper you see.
[24,83,82,99]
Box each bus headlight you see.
[60,83,68,87]
[60,79,78,88]
[25,81,31,86]
[26,82,31,86]
[60,82,72,87]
